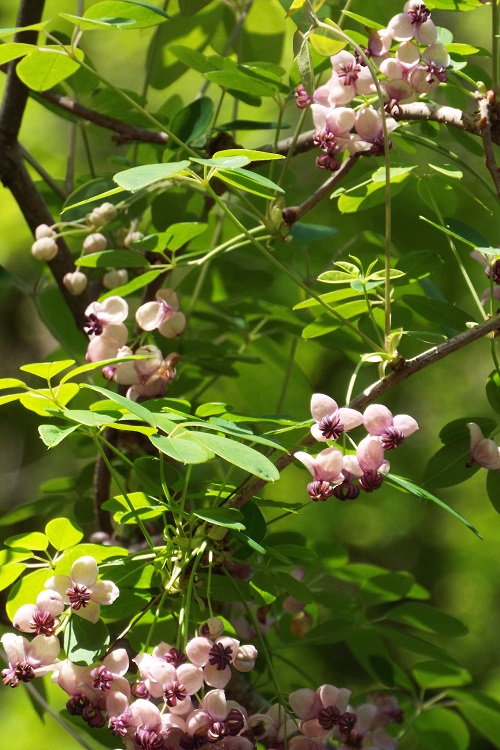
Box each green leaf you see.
[45,518,84,551]
[426,0,481,9]
[168,44,215,73]
[336,171,411,213]
[6,569,54,620]
[149,434,213,463]
[371,165,416,182]
[217,167,284,199]
[341,10,385,29]
[113,161,191,192]
[190,432,279,481]
[276,572,314,603]
[5,531,49,551]
[0,377,26,389]
[16,48,83,91]
[82,384,157,427]
[53,544,128,576]
[412,660,472,689]
[361,572,415,605]
[193,507,246,530]
[401,294,473,331]
[419,215,486,248]
[0,496,64,526]
[63,0,169,30]
[412,708,469,750]
[100,557,158,588]
[347,629,395,686]
[204,69,277,97]
[451,690,500,749]
[0,23,49,37]
[386,602,468,637]
[20,360,75,380]
[0,42,35,65]
[64,616,110,665]
[38,423,79,447]
[375,627,459,665]
[170,97,214,146]
[289,222,338,244]
[487,469,500,513]
[213,149,284,162]
[99,268,165,299]
[76,250,149,268]
[216,119,290,131]
[0,563,27,592]
[191,155,251,169]
[486,369,500,414]
[386,474,481,538]
[309,30,346,57]
[100,589,151,621]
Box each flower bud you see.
[83,232,107,254]
[234,644,258,672]
[63,271,88,295]
[103,268,128,289]
[35,224,55,239]
[290,611,313,638]
[88,202,117,227]
[124,231,144,248]
[199,617,225,639]
[31,237,58,261]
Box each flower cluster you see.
[295,394,418,501]
[297,2,450,170]
[82,290,184,400]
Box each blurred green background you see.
[1,1,500,748]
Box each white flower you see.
[45,555,119,623]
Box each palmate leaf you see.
[190,431,280,481]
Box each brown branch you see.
[230,312,500,510]
[477,93,500,198]
[282,153,360,225]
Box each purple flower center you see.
[426,62,447,84]
[66,693,90,715]
[82,704,106,728]
[226,708,245,736]
[90,665,114,691]
[207,721,230,743]
[180,732,208,749]
[109,711,132,736]
[332,481,360,501]
[359,470,384,492]
[83,313,103,337]
[131,680,150,699]
[313,129,338,152]
[30,609,56,636]
[488,259,500,284]
[338,61,361,86]
[2,662,35,687]
[164,679,187,707]
[344,733,363,749]
[370,137,390,157]
[208,641,233,671]
[318,705,340,729]
[316,152,340,171]
[295,84,312,108]
[66,583,92,610]
[380,426,405,450]
[407,3,431,26]
[307,480,334,502]
[338,711,357,735]
[135,728,166,749]
[318,413,345,440]
[164,647,187,668]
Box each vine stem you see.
[492,0,499,93]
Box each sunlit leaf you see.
[113,161,191,192]
[17,47,84,91]
[45,518,84,551]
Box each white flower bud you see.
[63,271,88,295]
[88,202,117,227]
[83,232,107,254]
[35,224,55,239]
[124,231,144,248]
[31,237,58,261]
[103,268,129,289]
[198,617,225,639]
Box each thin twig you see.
[478,94,500,198]
[230,312,500,509]
[282,153,360,225]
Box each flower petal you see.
[310,393,338,422]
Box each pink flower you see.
[45,555,119,623]
[409,43,450,93]
[388,2,438,45]
[288,684,353,738]
[184,689,252,749]
[136,288,186,338]
[467,422,500,470]
[350,107,398,156]
[334,702,397,749]
[134,643,203,710]
[13,590,64,636]
[310,393,363,442]
[363,404,418,449]
[295,447,345,501]
[2,633,60,687]
[186,635,254,689]
[84,296,129,362]
[328,51,375,105]
[356,436,390,492]
[117,349,180,401]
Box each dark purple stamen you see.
[109,712,131,736]
[207,721,230,743]
[488,259,500,284]
[164,647,187,668]
[338,62,361,86]
[425,63,447,84]
[2,662,35,687]
[307,480,334,502]
[208,642,233,671]
[318,705,340,729]
[226,709,245,736]
[66,693,90,715]
[134,728,166,749]
[338,711,357,735]
[316,152,341,171]
[83,313,103,337]
[359,470,384,492]
[131,680,150,699]
[164,680,187,707]
[332,481,360,501]
[407,3,431,26]
[66,584,92,611]
[90,665,114,691]
[82,704,106,728]
[29,609,56,636]
[314,129,338,152]
[295,84,312,108]
[381,426,405,450]
[318,413,345,440]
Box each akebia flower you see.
[310,393,363,442]
[356,436,390,492]
[288,684,354,738]
[136,288,186,338]
[328,50,375,105]
[294,447,345,501]
[363,404,418,449]
[84,296,129,362]
[2,633,60,687]
[388,2,438,45]
[44,555,119,623]
[185,635,256,689]
[467,422,500,470]
[13,590,64,636]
